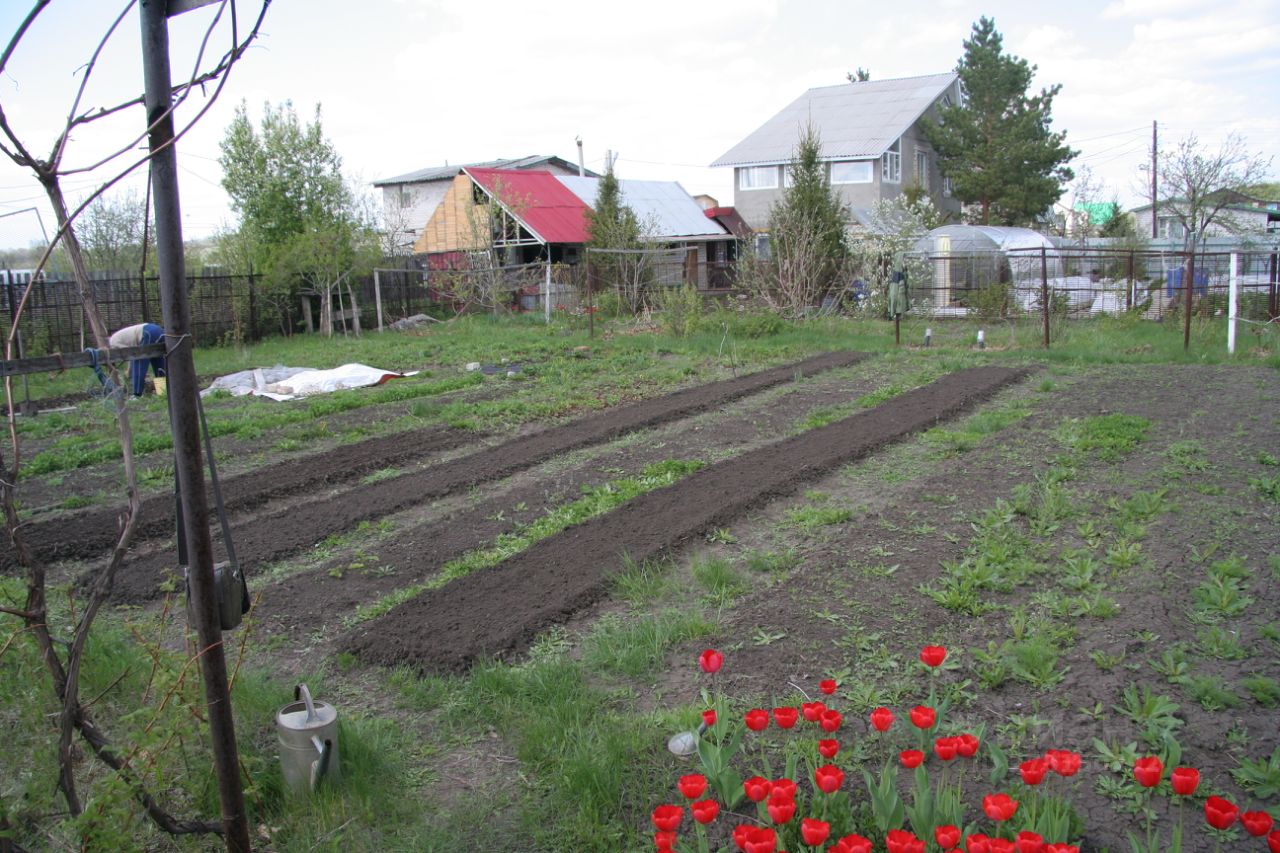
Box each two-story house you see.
[711,73,964,231]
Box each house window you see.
[915,151,930,190]
[882,139,901,184]
[830,161,873,184]
[739,166,779,190]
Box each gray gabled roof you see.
[711,73,959,168]
[373,155,595,187]
[558,176,728,239]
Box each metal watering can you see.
[276,684,340,795]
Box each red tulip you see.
[899,749,925,768]
[742,775,772,802]
[652,804,683,831]
[678,773,707,799]
[989,841,1016,853]
[766,792,796,824]
[744,708,770,731]
[691,799,719,824]
[1242,810,1275,837]
[801,817,831,846]
[818,738,840,759]
[1268,829,1280,853]
[1045,749,1081,777]
[1133,756,1163,788]
[935,824,961,848]
[819,678,838,695]
[742,827,777,853]
[819,709,843,732]
[654,829,677,850]
[1170,766,1199,796]
[920,645,947,667]
[1015,830,1045,853]
[701,708,717,728]
[1020,757,1050,785]
[773,706,799,729]
[885,828,925,853]
[1045,845,1080,853]
[698,648,723,673]
[869,707,895,732]
[909,705,936,729]
[770,777,797,801]
[814,764,844,794]
[733,824,754,851]
[830,834,873,853]
[965,834,992,853]
[801,701,826,722]
[957,732,980,758]
[1204,795,1239,831]
[982,792,1019,822]
[934,736,959,761]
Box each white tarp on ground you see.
[201,363,417,401]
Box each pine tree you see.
[925,17,1076,225]
[765,124,848,310]
[585,163,639,251]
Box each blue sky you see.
[1,0,1277,250]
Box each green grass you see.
[580,610,716,678]
[1058,414,1151,460]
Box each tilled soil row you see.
[340,365,1031,674]
[3,424,480,574]
[103,351,868,602]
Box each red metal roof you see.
[465,167,590,244]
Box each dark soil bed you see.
[3,423,479,573]
[340,366,1030,673]
[99,351,867,603]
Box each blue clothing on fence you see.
[129,323,166,396]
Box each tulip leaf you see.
[718,767,744,810]
[987,739,1009,786]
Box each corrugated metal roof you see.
[557,177,728,239]
[711,73,959,168]
[465,168,591,244]
[374,155,590,187]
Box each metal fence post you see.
[1040,246,1050,348]
[1183,249,1194,350]
[1227,252,1238,355]
[1126,250,1134,312]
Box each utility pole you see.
[139,2,252,851]
[1150,121,1158,239]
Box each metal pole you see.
[1150,121,1158,240]
[1040,246,1050,348]
[1227,252,1238,355]
[1126,250,1134,312]
[544,257,551,323]
[1183,246,1194,351]
[373,269,384,332]
[139,4,251,851]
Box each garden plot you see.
[86,351,866,604]
[339,366,1029,672]
[642,364,1278,853]
[2,422,479,573]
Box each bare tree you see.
[75,188,154,274]
[0,1,268,848]
[1158,132,1274,249]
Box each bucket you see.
[153,376,167,397]
[276,684,340,796]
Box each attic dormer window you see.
[882,139,901,184]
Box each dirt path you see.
[340,365,1030,673]
[3,424,479,573]
[101,351,868,602]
